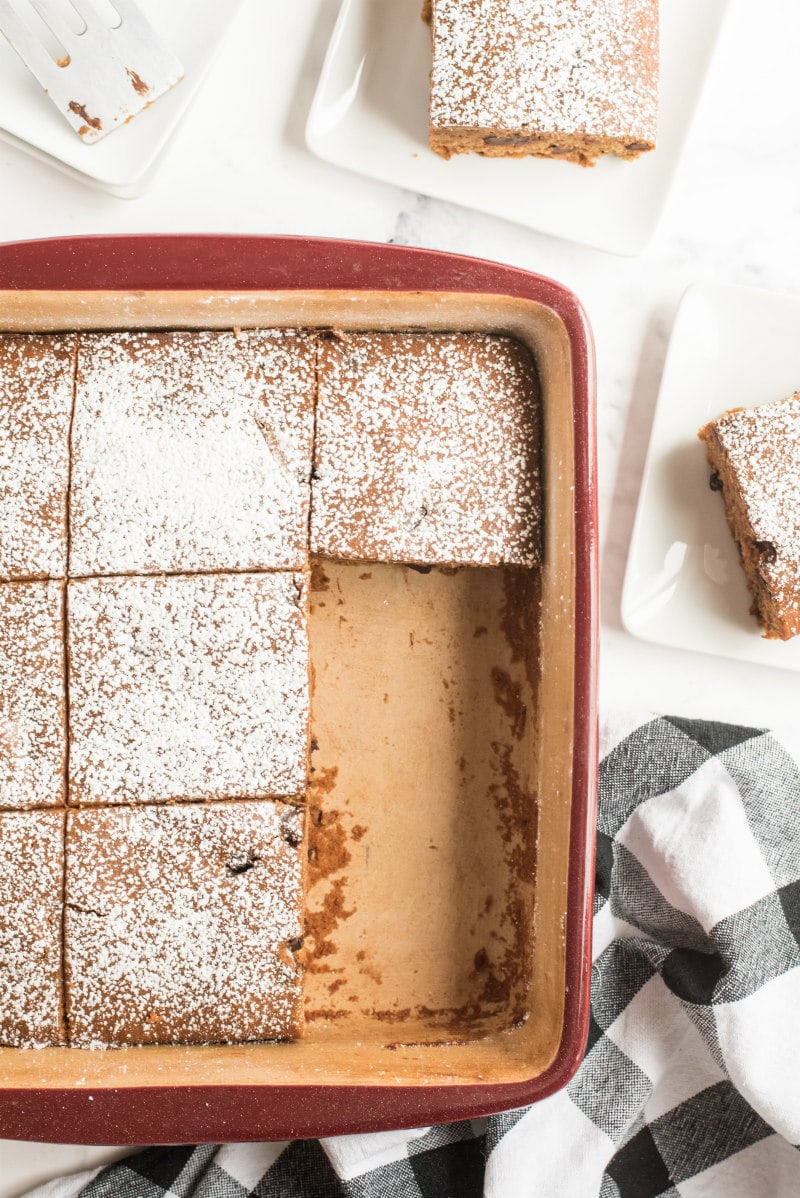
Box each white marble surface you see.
[1,0,800,1184]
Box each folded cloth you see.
[24,713,800,1198]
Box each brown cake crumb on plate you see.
[699,393,800,640]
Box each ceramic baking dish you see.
[0,234,597,1143]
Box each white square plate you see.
[622,283,800,671]
[306,0,729,257]
[0,0,245,195]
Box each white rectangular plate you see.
[306,0,729,257]
[0,0,245,194]
[622,283,800,671]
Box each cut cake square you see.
[0,581,66,810]
[311,332,541,566]
[65,802,304,1046]
[427,0,658,166]
[0,809,65,1047]
[70,330,316,576]
[67,573,310,804]
[699,394,800,640]
[0,333,75,580]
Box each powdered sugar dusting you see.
[65,802,303,1046]
[68,573,309,805]
[70,330,315,576]
[430,0,658,141]
[0,581,66,809]
[714,395,800,619]
[0,322,547,1049]
[0,334,74,580]
[311,333,541,566]
[0,809,64,1047]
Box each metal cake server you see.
[0,0,183,143]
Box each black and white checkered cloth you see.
[26,712,800,1198]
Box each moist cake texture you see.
[0,333,75,580]
[699,395,800,640]
[311,333,541,566]
[68,572,310,805]
[427,0,658,166]
[0,809,65,1047]
[65,802,305,1047]
[70,330,316,576]
[0,581,66,809]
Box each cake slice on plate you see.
[699,393,800,640]
[426,0,658,166]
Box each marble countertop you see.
[1,0,800,1185]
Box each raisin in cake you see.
[311,332,541,567]
[699,395,800,640]
[70,330,316,576]
[0,809,65,1047]
[427,0,658,166]
[68,572,310,804]
[65,802,304,1046]
[0,581,66,809]
[0,333,75,580]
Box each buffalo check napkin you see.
[23,712,800,1197]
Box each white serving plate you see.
[0,0,245,196]
[622,282,800,671]
[306,0,730,257]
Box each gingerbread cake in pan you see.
[70,330,316,577]
[0,320,543,1049]
[0,333,75,580]
[0,581,66,811]
[65,803,304,1047]
[311,332,541,566]
[0,809,65,1048]
[426,0,658,166]
[699,394,800,640]
[67,572,310,806]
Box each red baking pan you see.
[0,234,597,1143]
